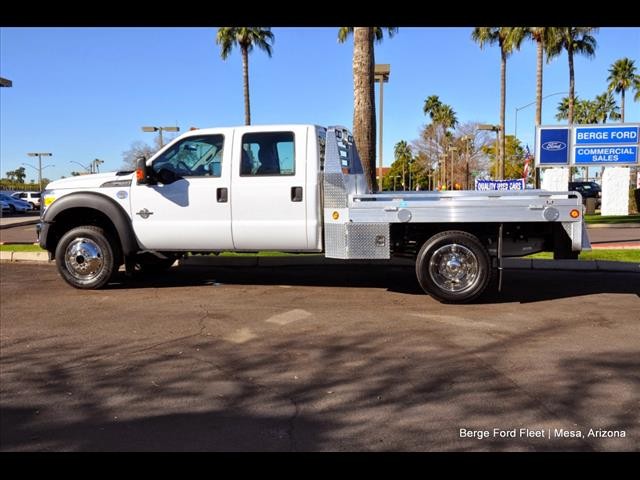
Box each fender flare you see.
[42,192,140,256]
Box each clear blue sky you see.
[1,27,639,182]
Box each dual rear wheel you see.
[415,230,492,303]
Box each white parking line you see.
[265,309,312,326]
[409,313,503,330]
[224,327,258,344]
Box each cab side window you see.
[240,132,295,176]
[152,135,224,177]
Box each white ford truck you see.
[38,124,590,303]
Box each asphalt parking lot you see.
[1,262,639,451]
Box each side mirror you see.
[136,157,155,185]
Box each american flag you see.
[522,145,532,180]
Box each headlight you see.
[42,191,57,209]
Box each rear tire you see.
[415,230,491,303]
[55,225,118,289]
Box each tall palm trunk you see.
[567,44,575,182]
[535,40,543,126]
[499,48,506,179]
[621,89,625,122]
[242,46,251,125]
[568,44,575,124]
[353,27,376,191]
[534,38,544,188]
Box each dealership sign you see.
[475,179,525,191]
[535,124,639,167]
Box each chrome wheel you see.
[64,237,104,281]
[428,243,479,293]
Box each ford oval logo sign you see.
[542,141,566,151]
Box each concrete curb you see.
[0,251,51,262]
[2,252,638,273]
[587,223,640,229]
[0,219,39,230]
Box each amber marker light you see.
[332,211,340,220]
[570,209,580,218]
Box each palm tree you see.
[607,57,637,122]
[338,27,397,191]
[393,140,412,190]
[471,27,525,179]
[556,93,620,124]
[216,27,274,126]
[594,91,621,123]
[524,27,558,127]
[547,27,598,124]
[423,96,458,187]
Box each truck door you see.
[231,127,308,250]
[129,132,234,251]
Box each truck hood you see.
[45,171,134,190]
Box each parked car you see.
[1,199,10,215]
[569,181,601,209]
[0,193,32,214]
[11,191,41,209]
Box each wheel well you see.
[46,208,122,260]
[390,222,556,257]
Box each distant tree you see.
[607,57,637,122]
[481,135,526,179]
[423,95,458,141]
[122,139,162,170]
[547,27,598,124]
[5,167,27,183]
[593,91,621,123]
[216,27,274,126]
[556,92,620,124]
[471,27,526,179]
[392,140,413,190]
[338,27,398,191]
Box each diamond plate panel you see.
[325,223,348,258]
[345,223,390,259]
[324,173,348,208]
[325,223,390,259]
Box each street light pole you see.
[514,91,568,139]
[374,64,390,192]
[141,126,180,148]
[26,152,53,191]
[70,161,92,174]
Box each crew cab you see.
[38,124,590,303]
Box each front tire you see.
[415,230,491,303]
[55,225,118,289]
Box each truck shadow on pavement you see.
[1,324,638,451]
[106,265,640,304]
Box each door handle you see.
[291,186,303,202]
[217,187,228,203]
